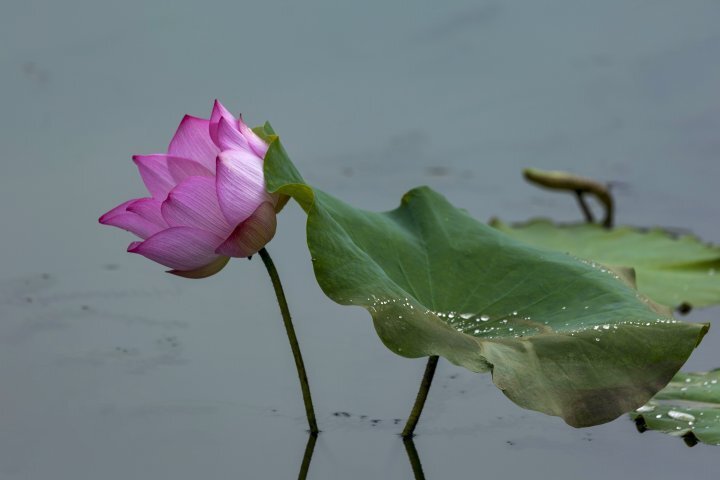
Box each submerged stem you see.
[259,247,319,435]
[401,355,439,439]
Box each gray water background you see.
[1,0,719,478]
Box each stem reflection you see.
[403,436,426,480]
[297,433,318,480]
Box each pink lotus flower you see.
[100,101,280,278]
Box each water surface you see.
[1,1,719,478]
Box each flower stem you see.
[401,355,439,439]
[259,247,319,435]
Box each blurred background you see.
[1,0,719,478]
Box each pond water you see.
[1,0,719,478]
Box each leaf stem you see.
[574,191,595,224]
[600,196,614,229]
[259,247,319,435]
[523,168,615,228]
[401,355,439,438]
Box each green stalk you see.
[259,247,319,435]
[401,355,439,438]
[574,191,595,224]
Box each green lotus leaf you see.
[631,370,720,446]
[490,219,720,309]
[258,125,708,427]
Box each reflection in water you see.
[403,437,426,480]
[294,434,426,479]
[298,433,318,480]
